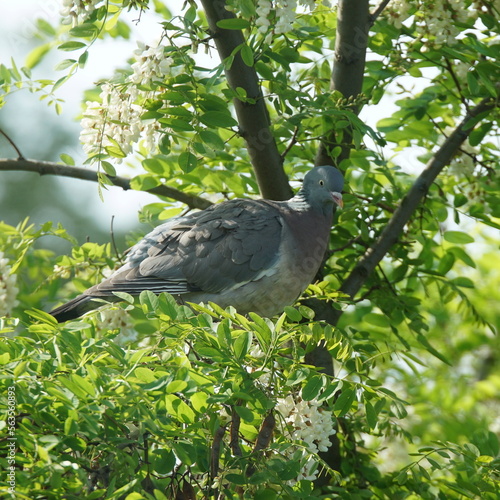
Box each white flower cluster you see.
[442,127,477,179]
[98,308,138,345]
[80,83,143,159]
[130,41,174,86]
[256,0,318,38]
[0,252,19,317]
[60,0,101,27]
[80,41,171,161]
[276,394,336,481]
[386,0,470,47]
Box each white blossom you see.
[130,41,174,86]
[53,264,71,280]
[80,83,143,160]
[386,0,471,47]
[443,127,477,179]
[276,394,336,482]
[256,0,317,37]
[275,0,298,35]
[80,40,173,161]
[0,252,19,317]
[60,0,101,27]
[256,0,273,34]
[98,308,138,345]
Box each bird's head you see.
[300,165,344,215]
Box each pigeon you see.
[49,166,344,322]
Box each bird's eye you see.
[319,180,324,186]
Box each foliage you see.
[1,0,500,498]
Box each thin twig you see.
[199,0,291,200]
[326,236,364,256]
[280,126,300,159]
[323,95,497,326]
[369,0,392,26]
[109,216,123,262]
[351,192,395,213]
[0,129,25,159]
[444,58,470,112]
[0,157,212,210]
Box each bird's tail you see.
[49,295,101,323]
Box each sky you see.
[0,0,166,239]
[0,1,427,242]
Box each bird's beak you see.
[332,192,343,209]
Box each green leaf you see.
[26,309,58,326]
[216,18,251,30]
[178,151,197,173]
[451,277,475,288]
[130,174,161,191]
[233,331,252,359]
[200,111,238,128]
[142,156,172,175]
[78,51,89,68]
[70,374,96,397]
[166,380,188,393]
[333,387,356,417]
[248,313,273,349]
[416,334,451,365]
[112,291,134,303]
[364,313,390,328]
[437,251,455,275]
[190,392,208,413]
[165,394,195,423]
[285,367,310,386]
[69,23,99,38]
[140,290,159,313]
[448,247,476,268]
[100,160,117,177]
[283,306,302,322]
[469,121,493,146]
[467,70,480,96]
[59,375,91,399]
[226,473,247,485]
[443,231,475,244]
[25,43,51,69]
[60,153,75,166]
[151,449,176,475]
[302,375,325,401]
[365,401,378,429]
[57,41,87,51]
[240,44,254,66]
[104,137,127,158]
[134,367,157,383]
[199,130,225,150]
[475,62,498,96]
[234,405,255,422]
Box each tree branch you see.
[326,96,497,325]
[369,0,392,26]
[315,0,370,167]
[199,0,292,201]
[0,158,213,210]
[0,128,25,159]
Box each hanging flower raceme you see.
[80,83,143,160]
[130,41,174,86]
[60,0,102,27]
[276,394,336,482]
[255,0,319,38]
[386,0,471,47]
[0,252,19,317]
[80,40,174,161]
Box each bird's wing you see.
[89,199,284,297]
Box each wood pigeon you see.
[50,166,344,322]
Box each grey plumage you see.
[49,166,344,322]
